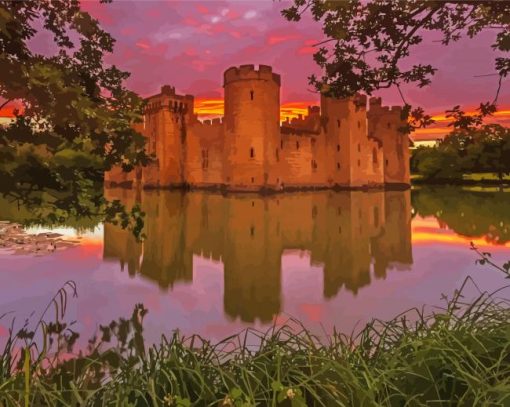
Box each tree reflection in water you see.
[412,186,510,245]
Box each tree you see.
[413,146,463,181]
[0,0,149,235]
[282,1,510,132]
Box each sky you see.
[2,0,509,140]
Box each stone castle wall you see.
[104,65,410,191]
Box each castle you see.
[105,64,410,191]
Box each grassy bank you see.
[1,250,510,406]
[412,172,510,185]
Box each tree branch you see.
[0,99,13,111]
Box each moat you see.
[0,186,509,344]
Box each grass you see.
[463,173,510,181]
[411,172,510,184]
[1,247,510,406]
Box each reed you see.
[1,246,509,406]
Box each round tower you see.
[223,64,281,191]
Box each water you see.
[0,186,509,344]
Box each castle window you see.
[358,143,361,152]
[386,159,389,167]
[372,148,378,165]
[296,141,300,150]
[250,90,254,100]
[357,120,361,129]
[250,147,255,158]
[276,148,279,162]
[358,159,361,167]
[337,144,340,152]
[337,162,340,170]
[251,177,255,183]
[280,140,283,149]
[201,149,209,169]
[337,119,341,128]
[387,122,391,129]
[250,226,255,237]
[311,159,318,172]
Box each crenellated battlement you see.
[106,63,409,192]
[199,117,223,126]
[224,64,281,87]
[368,97,403,116]
[308,106,320,116]
[161,85,176,95]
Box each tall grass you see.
[1,246,509,406]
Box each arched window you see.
[296,141,300,150]
[250,90,254,100]
[337,162,340,170]
[337,144,340,152]
[250,147,254,158]
[387,122,391,129]
[337,119,341,128]
[357,120,361,129]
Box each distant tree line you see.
[411,123,510,181]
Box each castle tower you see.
[320,94,370,187]
[368,97,410,186]
[223,65,281,191]
[142,85,194,188]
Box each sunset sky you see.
[2,0,509,140]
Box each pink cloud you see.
[267,34,301,46]
[183,17,199,27]
[298,46,316,55]
[135,40,150,50]
[196,5,209,15]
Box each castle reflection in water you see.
[103,189,413,323]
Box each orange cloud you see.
[194,98,318,122]
[0,102,23,118]
[412,107,510,141]
[194,98,224,117]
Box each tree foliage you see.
[282,0,510,132]
[0,0,149,233]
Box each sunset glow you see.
[194,98,319,122]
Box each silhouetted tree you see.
[0,0,148,233]
[282,1,509,132]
